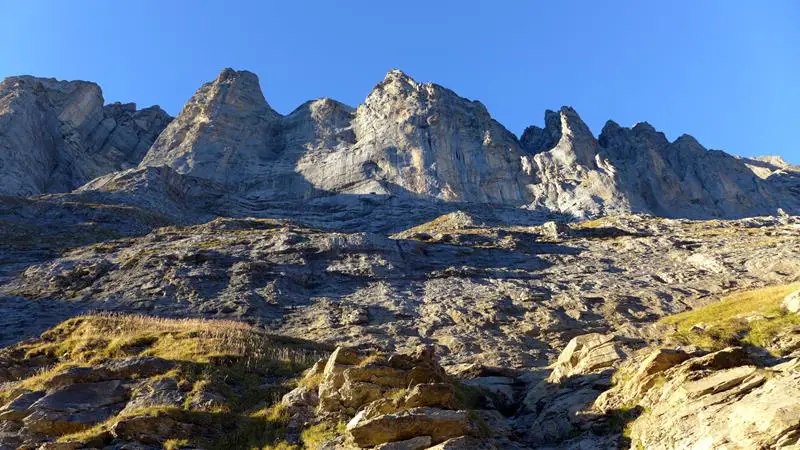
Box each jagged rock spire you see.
[522,106,599,167]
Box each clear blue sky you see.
[2,1,798,162]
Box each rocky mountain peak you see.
[200,68,277,119]
[346,69,529,203]
[523,107,596,151]
[598,119,670,158]
[0,75,170,196]
[139,68,282,185]
[523,106,599,168]
[381,68,418,87]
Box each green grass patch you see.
[660,283,800,353]
[2,314,333,447]
[300,421,346,450]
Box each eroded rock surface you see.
[595,347,800,449]
[0,75,170,196]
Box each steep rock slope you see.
[521,107,799,218]
[301,70,532,202]
[0,76,171,196]
[140,68,532,203]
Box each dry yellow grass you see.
[661,283,800,352]
[3,314,332,449]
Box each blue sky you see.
[2,1,798,162]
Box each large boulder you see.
[548,333,622,383]
[317,346,446,415]
[22,380,129,435]
[293,346,504,449]
[347,407,475,447]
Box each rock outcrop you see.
[0,75,171,196]
[594,347,800,449]
[514,333,625,446]
[281,345,516,449]
[547,333,622,384]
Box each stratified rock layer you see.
[2,68,798,221]
[0,76,171,196]
[134,68,800,220]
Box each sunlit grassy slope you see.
[1,314,334,449]
[661,283,800,353]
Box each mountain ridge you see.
[1,68,797,220]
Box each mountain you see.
[2,69,800,449]
[0,75,171,196]
[1,68,797,220]
[521,108,799,218]
[139,69,532,203]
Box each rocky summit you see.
[0,68,799,449]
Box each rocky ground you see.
[0,208,799,448]
[4,212,799,363]
[2,68,800,450]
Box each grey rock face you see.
[140,69,281,187]
[521,108,800,219]
[0,76,171,196]
[314,70,532,202]
[522,107,628,218]
[141,68,531,204]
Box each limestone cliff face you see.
[141,69,532,203]
[2,68,798,219]
[0,76,170,196]
[304,70,532,203]
[598,122,778,218]
[521,107,799,218]
[140,69,281,188]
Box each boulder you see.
[0,391,45,420]
[318,347,362,412]
[347,407,474,447]
[111,415,197,445]
[22,380,128,435]
[281,385,319,408]
[782,290,800,313]
[540,221,570,241]
[45,357,174,389]
[350,383,457,425]
[548,333,622,383]
[318,346,447,414]
[374,435,432,450]
[121,378,185,415]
